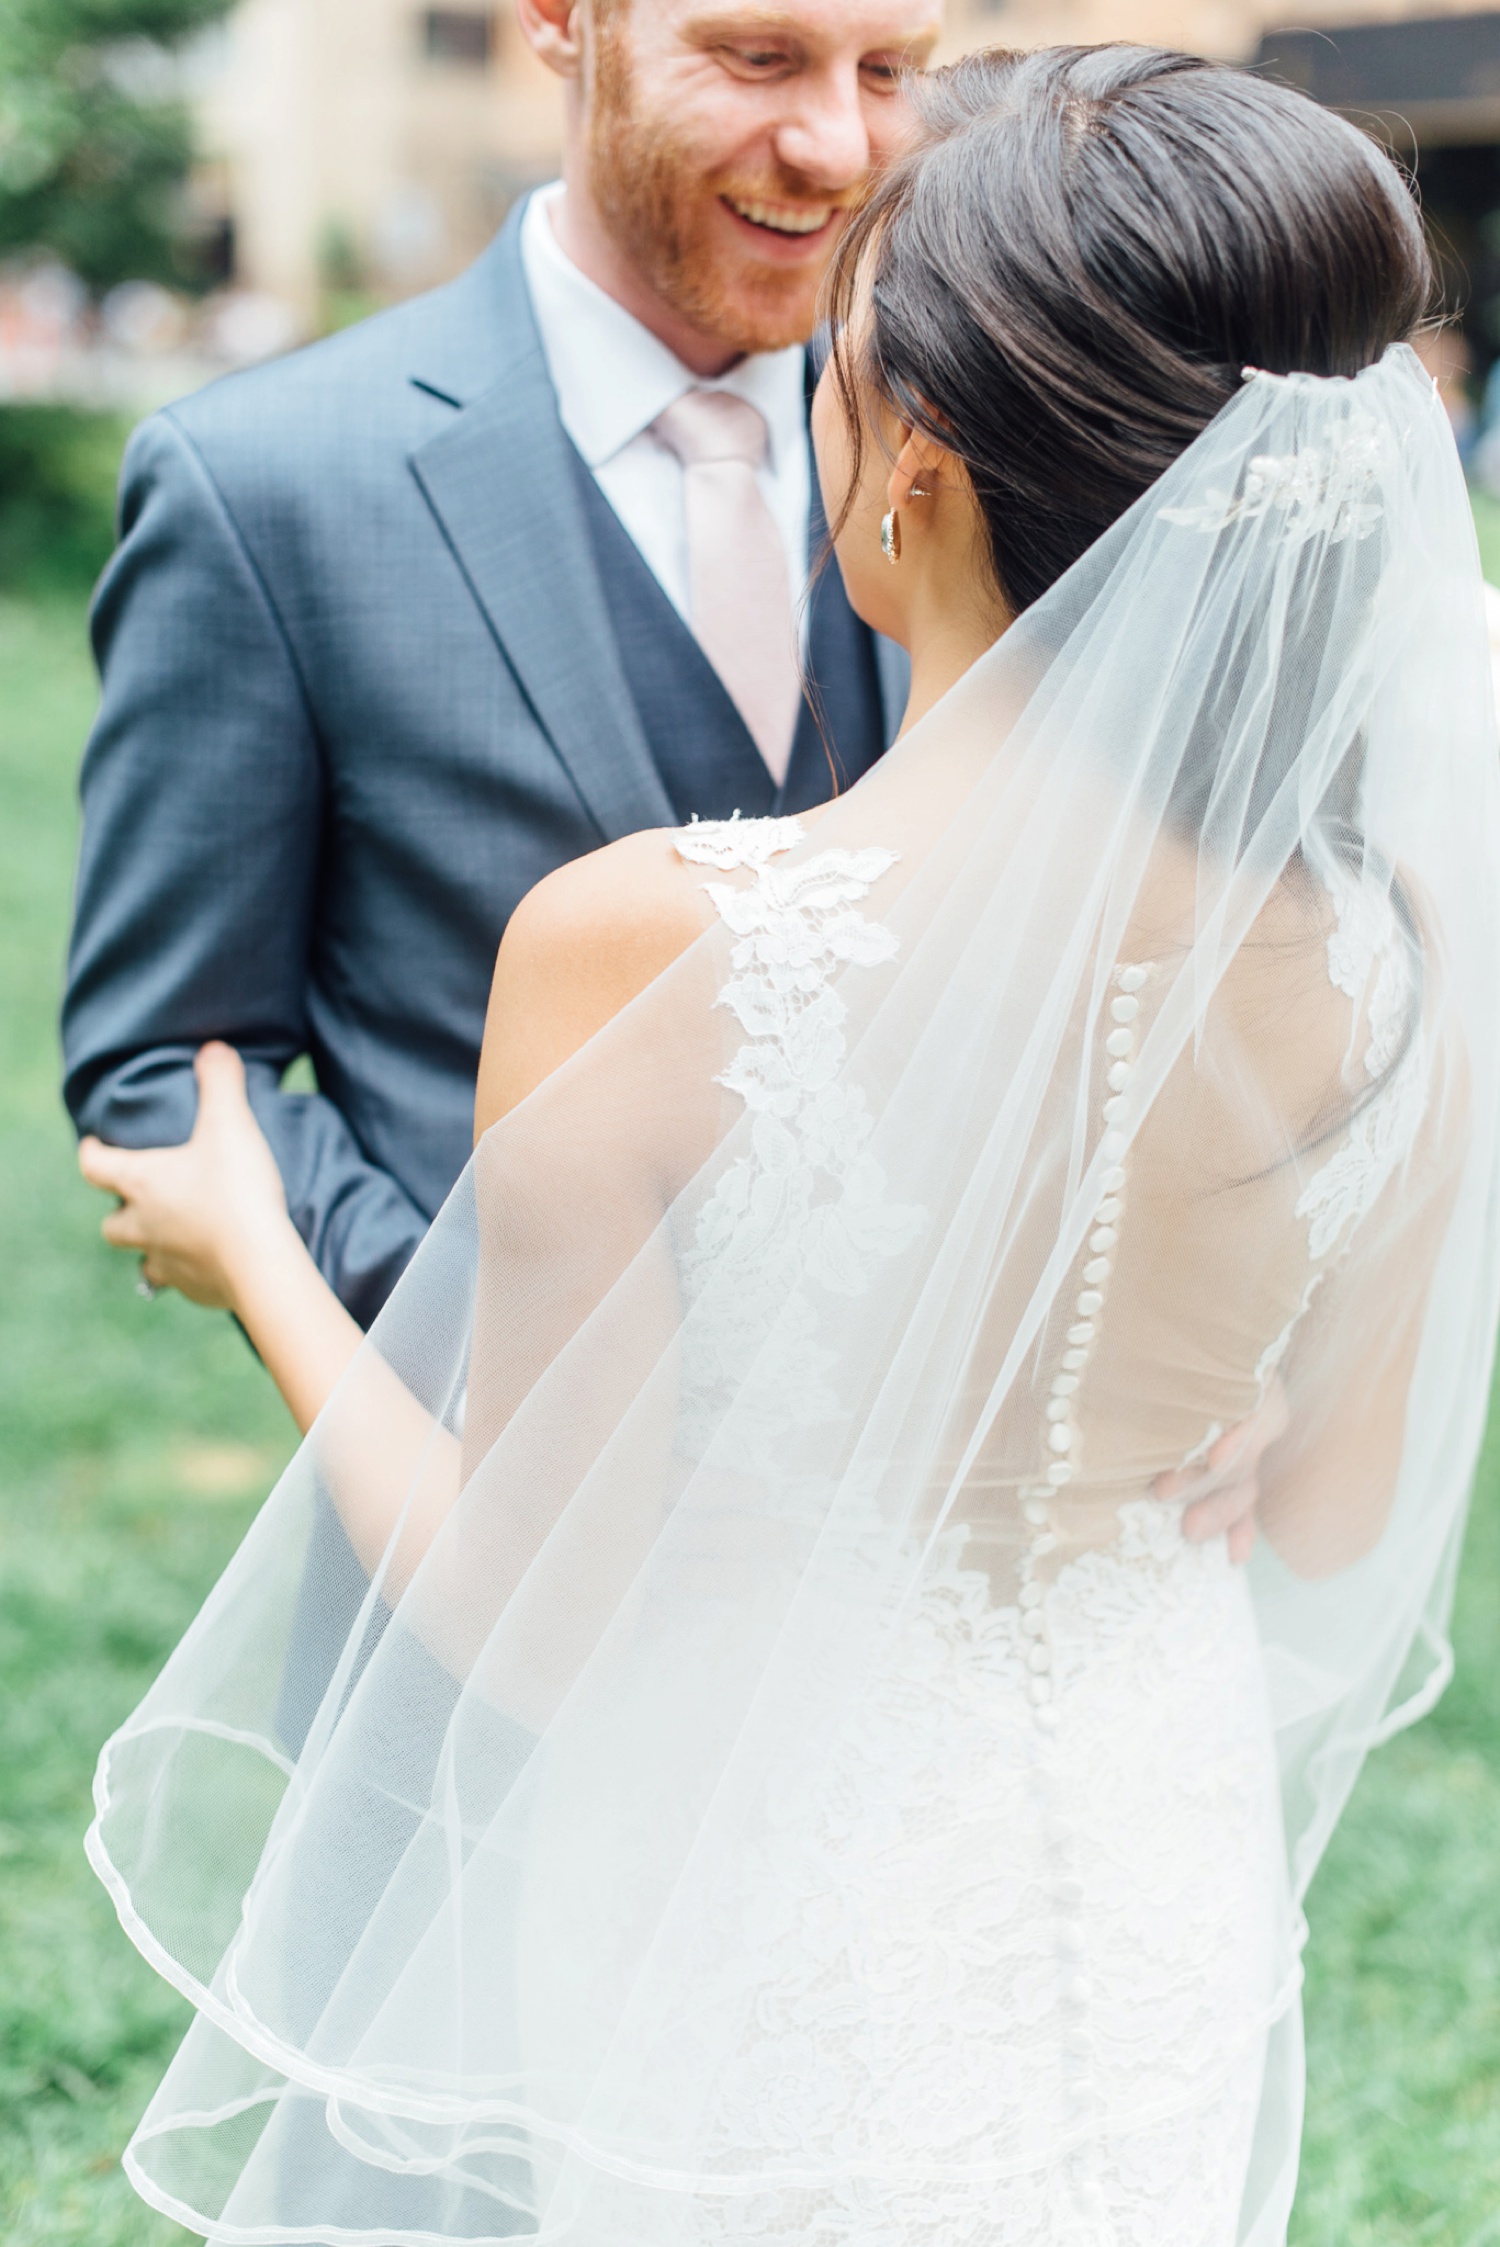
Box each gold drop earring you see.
[880,486,932,567]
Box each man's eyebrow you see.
[681,8,812,33]
[681,9,941,47]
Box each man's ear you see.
[515,0,585,78]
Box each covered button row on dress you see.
[1021,967,1151,2242]
[1019,961,1153,1744]
[1016,1510,1057,1731]
[1037,1805,1107,2222]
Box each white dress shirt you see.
[519,183,811,633]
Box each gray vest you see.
[569,441,888,822]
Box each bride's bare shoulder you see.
[504,826,714,990]
[474,827,715,1137]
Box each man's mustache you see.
[709,170,870,219]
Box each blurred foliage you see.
[0,0,234,291]
[315,217,382,338]
[1472,486,1500,585]
[0,405,128,594]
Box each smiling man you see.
[65,0,942,1328]
[530,0,934,365]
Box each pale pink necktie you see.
[652,389,801,787]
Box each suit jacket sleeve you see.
[62,408,430,1327]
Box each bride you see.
[84,43,1500,2247]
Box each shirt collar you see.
[520,183,807,474]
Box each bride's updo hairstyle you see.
[827,44,1434,615]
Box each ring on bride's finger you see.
[136,1263,159,1301]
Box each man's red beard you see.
[589,24,864,356]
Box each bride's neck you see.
[898,559,1014,741]
[898,597,1013,737]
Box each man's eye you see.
[860,56,905,88]
[720,43,795,75]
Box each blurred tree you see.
[0,0,234,291]
[0,403,127,589]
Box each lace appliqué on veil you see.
[1159,413,1386,547]
[673,819,924,1472]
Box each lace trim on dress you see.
[1296,873,1426,1261]
[677,811,808,872]
[1295,1047,1428,1262]
[1325,874,1414,1082]
[643,882,1287,2239]
[1246,869,1427,1394]
[615,1495,1288,2224]
[672,817,923,1473]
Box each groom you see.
[64,0,943,1327]
[68,0,1276,1551]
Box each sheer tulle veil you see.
[88,346,1500,2243]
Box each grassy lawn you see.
[0,595,295,2244]
[0,586,1497,2244]
[1472,487,1500,586]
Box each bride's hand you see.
[1151,1374,1290,1566]
[79,1043,297,1313]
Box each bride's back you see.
[795,44,1464,1592]
[961,856,1446,1573]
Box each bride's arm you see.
[77,831,712,1440]
[79,1041,364,1435]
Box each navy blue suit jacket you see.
[63,205,907,1324]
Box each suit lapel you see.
[408,213,675,844]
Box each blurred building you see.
[191,0,1500,384]
[190,1,563,324]
[945,0,1500,385]
[946,0,1500,86]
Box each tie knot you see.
[653,387,769,470]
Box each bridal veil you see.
[89,345,1500,2243]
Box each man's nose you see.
[772,67,872,191]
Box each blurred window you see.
[423,9,494,66]
[1255,12,1500,108]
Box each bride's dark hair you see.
[826,44,1434,615]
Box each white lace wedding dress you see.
[531,811,1423,2247]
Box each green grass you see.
[1473,488,1500,589]
[0,595,295,2244]
[1,568,1498,2242]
